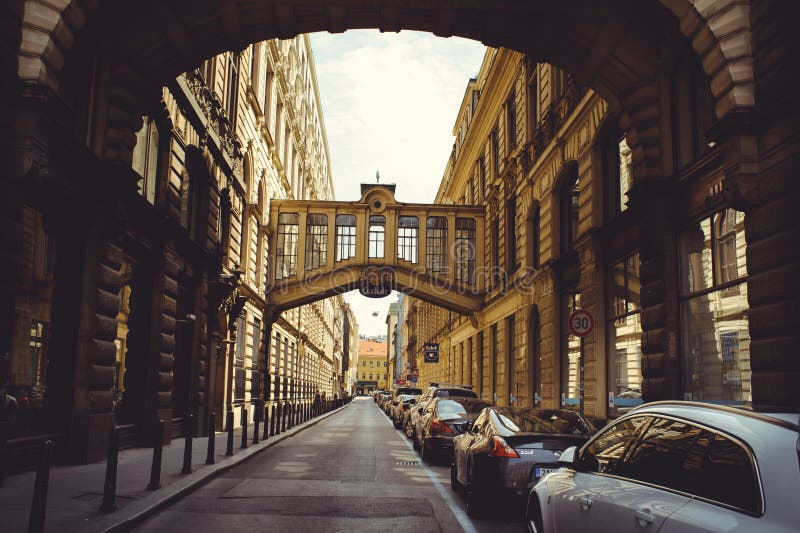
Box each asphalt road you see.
[135,397,523,533]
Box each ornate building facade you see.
[407,46,755,422]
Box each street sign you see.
[568,309,594,337]
[423,342,439,363]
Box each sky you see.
[309,30,486,336]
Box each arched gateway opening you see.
[4,0,798,467]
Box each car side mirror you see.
[557,446,578,468]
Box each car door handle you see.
[635,510,655,526]
[579,497,592,510]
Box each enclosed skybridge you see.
[267,184,486,315]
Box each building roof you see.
[359,339,387,357]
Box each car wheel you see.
[450,463,463,493]
[466,461,490,518]
[420,437,432,462]
[524,496,544,533]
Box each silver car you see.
[525,401,800,533]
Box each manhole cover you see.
[395,460,420,467]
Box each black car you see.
[451,406,595,517]
[414,397,492,463]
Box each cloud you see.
[309,30,485,335]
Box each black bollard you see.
[27,439,53,533]
[205,411,216,465]
[275,403,281,435]
[287,403,293,429]
[100,426,120,513]
[225,411,234,456]
[148,420,164,490]
[281,402,287,432]
[269,405,276,436]
[262,403,269,440]
[253,403,260,445]
[240,409,248,449]
[181,414,194,474]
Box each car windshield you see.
[437,399,491,420]
[398,394,416,402]
[492,408,592,435]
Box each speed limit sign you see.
[568,309,594,337]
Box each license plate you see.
[535,467,556,478]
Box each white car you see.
[525,401,800,533]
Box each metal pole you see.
[579,336,585,419]
[252,402,260,444]
[205,411,216,465]
[240,408,248,449]
[100,426,119,513]
[225,411,234,456]
[181,414,194,474]
[270,404,276,436]
[262,403,269,440]
[27,439,53,533]
[148,420,164,490]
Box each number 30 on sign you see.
[568,309,594,337]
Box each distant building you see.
[356,339,389,393]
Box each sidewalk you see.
[0,404,350,533]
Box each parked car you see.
[401,395,422,438]
[451,406,595,517]
[414,397,492,462]
[391,394,417,429]
[410,385,478,439]
[390,394,418,428]
[524,401,800,533]
[393,386,422,400]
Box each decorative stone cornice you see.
[184,69,244,166]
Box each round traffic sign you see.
[568,309,594,337]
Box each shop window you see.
[560,289,581,410]
[397,216,419,263]
[304,213,328,270]
[680,208,750,404]
[131,116,159,205]
[454,218,476,284]
[671,49,716,170]
[335,214,356,261]
[233,315,246,403]
[368,215,385,258]
[607,253,643,411]
[426,217,448,273]
[275,213,299,279]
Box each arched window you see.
[426,217,448,273]
[368,215,385,258]
[454,218,476,284]
[335,214,356,261]
[276,213,299,279]
[304,214,328,270]
[560,169,580,254]
[132,116,159,205]
[397,216,419,263]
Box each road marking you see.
[383,408,478,533]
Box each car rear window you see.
[437,399,491,420]
[493,408,592,435]
[435,388,477,398]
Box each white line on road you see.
[384,411,478,533]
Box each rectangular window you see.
[560,289,581,410]
[397,216,419,263]
[506,198,517,274]
[506,314,516,405]
[454,218,476,285]
[233,315,246,402]
[131,117,159,205]
[506,89,517,150]
[491,323,498,403]
[526,62,538,138]
[368,215,385,258]
[426,217,448,273]
[276,213,299,279]
[225,52,240,128]
[335,214,356,261]
[680,208,750,404]
[527,206,540,268]
[607,253,643,411]
[479,156,486,198]
[491,129,500,177]
[250,318,261,400]
[304,213,328,270]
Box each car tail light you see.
[429,419,453,434]
[489,436,519,458]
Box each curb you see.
[88,403,352,533]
